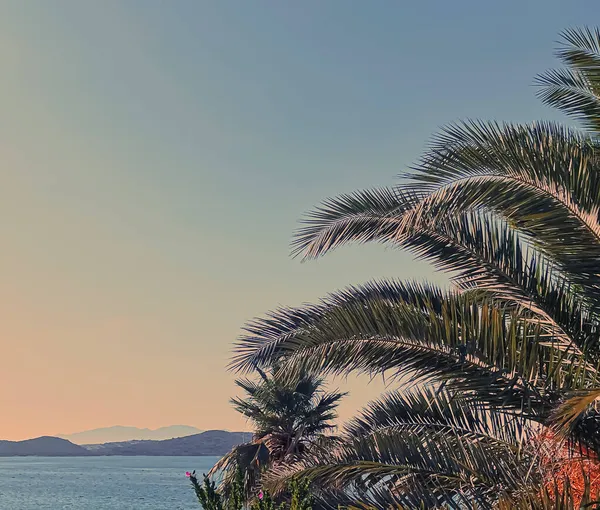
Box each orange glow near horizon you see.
[2,1,455,442]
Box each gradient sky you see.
[1,1,598,441]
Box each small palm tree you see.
[229,27,600,507]
[211,367,345,501]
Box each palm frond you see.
[500,471,600,509]
[549,388,600,458]
[267,425,533,510]
[232,280,597,416]
[209,441,270,499]
[406,121,597,207]
[550,389,600,435]
[291,184,600,359]
[535,68,600,132]
[344,386,531,449]
[402,122,600,289]
[291,186,419,260]
[399,210,598,357]
[536,27,600,131]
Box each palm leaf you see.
[231,280,597,416]
[291,186,419,260]
[550,389,600,435]
[549,388,600,457]
[536,27,600,131]
[292,187,600,359]
[209,441,270,499]
[402,122,600,292]
[344,386,531,450]
[267,426,533,510]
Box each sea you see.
[0,456,219,510]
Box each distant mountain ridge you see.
[86,430,247,456]
[0,430,245,457]
[58,425,203,444]
[0,437,92,457]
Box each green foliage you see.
[189,472,224,510]
[229,369,345,460]
[250,491,277,510]
[227,467,245,510]
[211,369,344,500]
[287,478,312,510]
[536,27,600,131]
[229,26,600,508]
[189,468,244,510]
[269,386,540,508]
[250,480,312,510]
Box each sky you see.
[1,0,599,441]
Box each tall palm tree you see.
[229,28,600,507]
[211,368,345,501]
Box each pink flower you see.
[185,472,191,477]
[258,490,264,500]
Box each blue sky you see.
[1,0,598,438]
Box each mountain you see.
[58,425,203,444]
[0,430,246,457]
[0,436,91,457]
[86,430,247,456]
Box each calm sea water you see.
[0,456,219,510]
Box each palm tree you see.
[211,367,345,501]
[229,28,600,507]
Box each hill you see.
[86,430,247,456]
[58,425,202,444]
[0,436,92,457]
[0,431,247,456]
